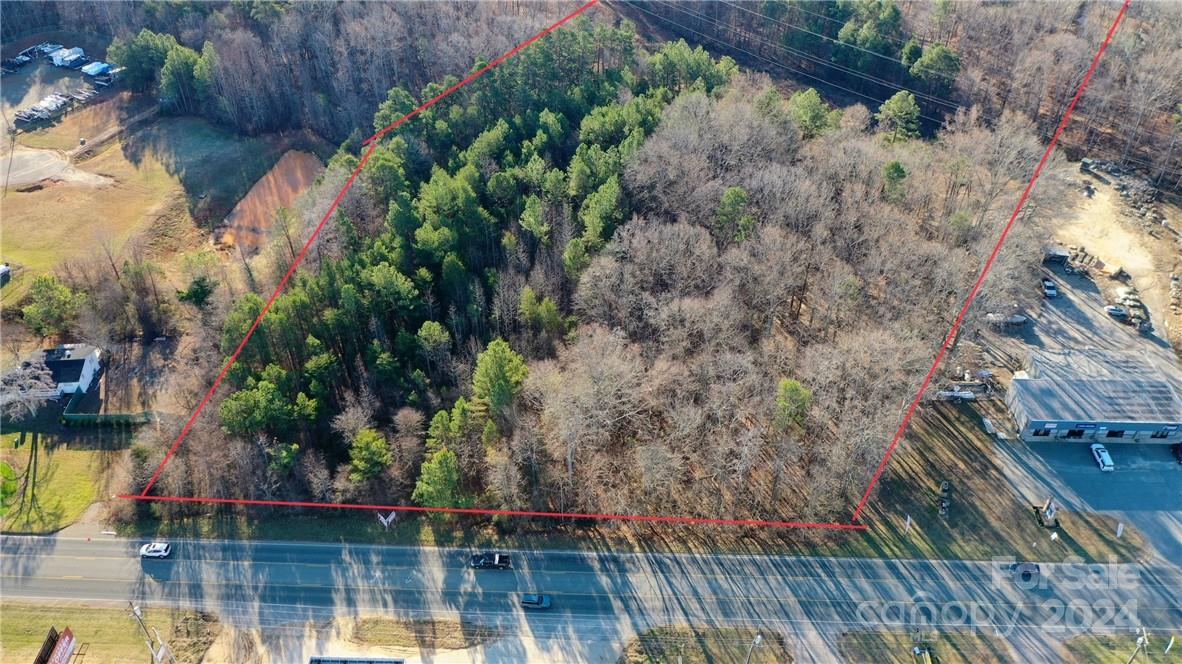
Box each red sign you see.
[46,627,76,664]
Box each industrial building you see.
[1006,348,1182,443]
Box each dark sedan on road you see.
[469,552,512,569]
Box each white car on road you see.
[139,542,172,558]
[1090,444,1114,472]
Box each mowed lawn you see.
[2,116,285,306]
[0,430,125,533]
[0,601,218,664]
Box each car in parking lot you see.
[1041,278,1058,298]
[520,593,552,610]
[1105,305,1128,319]
[1090,443,1114,472]
[138,542,172,558]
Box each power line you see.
[624,0,949,126]
[710,0,1177,145]
[654,0,962,112]
[625,0,1182,178]
[715,0,960,84]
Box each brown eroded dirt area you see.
[217,149,324,253]
[1050,167,1182,349]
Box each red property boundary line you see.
[849,0,1129,522]
[122,0,1128,532]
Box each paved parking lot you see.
[990,267,1182,562]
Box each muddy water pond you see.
[218,149,323,253]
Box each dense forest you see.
[59,15,1053,526]
[8,2,1090,525]
[616,0,1182,191]
[3,0,590,141]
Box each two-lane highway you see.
[3,535,1180,662]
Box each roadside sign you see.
[46,627,76,664]
[377,511,397,529]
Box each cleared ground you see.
[16,90,156,152]
[857,402,1146,563]
[1,116,286,306]
[219,149,324,253]
[981,257,1182,563]
[0,600,217,664]
[1055,166,1182,350]
[0,61,86,136]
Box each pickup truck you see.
[469,552,512,569]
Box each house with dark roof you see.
[21,344,103,400]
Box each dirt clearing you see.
[218,149,324,253]
[1052,165,1182,349]
[0,144,111,186]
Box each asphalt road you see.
[3,535,1181,662]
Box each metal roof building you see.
[1006,348,1182,443]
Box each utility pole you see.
[128,602,176,664]
[1124,627,1149,664]
[743,633,763,664]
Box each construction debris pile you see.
[1080,158,1169,230]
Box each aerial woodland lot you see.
[1,0,1180,565]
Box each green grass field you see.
[0,601,217,664]
[0,430,124,534]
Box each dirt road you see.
[0,144,109,188]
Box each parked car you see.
[1170,443,1182,464]
[987,313,1028,328]
[138,542,172,558]
[1090,444,1115,472]
[1041,278,1058,298]
[1007,562,1040,584]
[520,593,552,610]
[1104,305,1128,319]
[469,552,512,569]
